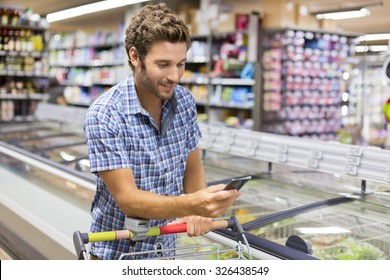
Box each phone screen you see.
[223,176,252,191]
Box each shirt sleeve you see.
[84,105,131,173]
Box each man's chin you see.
[159,91,175,101]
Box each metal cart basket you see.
[73,216,252,260]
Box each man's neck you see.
[136,88,163,130]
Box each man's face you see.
[135,41,187,101]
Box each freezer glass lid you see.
[15,135,85,151]
[0,128,62,142]
[245,198,390,260]
[222,177,337,223]
[42,144,88,162]
[0,122,49,133]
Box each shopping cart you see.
[73,216,252,260]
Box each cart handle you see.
[160,219,228,235]
[73,219,234,260]
[76,219,229,244]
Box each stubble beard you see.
[139,63,175,101]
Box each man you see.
[84,2,239,260]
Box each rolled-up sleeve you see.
[84,105,130,173]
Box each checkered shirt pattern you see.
[84,74,201,259]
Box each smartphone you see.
[223,175,252,191]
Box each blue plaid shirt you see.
[84,74,201,259]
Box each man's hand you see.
[167,216,213,237]
[184,184,240,218]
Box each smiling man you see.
[83,2,239,260]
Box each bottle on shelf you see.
[2,28,9,51]
[10,8,21,26]
[1,7,10,26]
[0,6,48,121]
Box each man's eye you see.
[158,64,168,68]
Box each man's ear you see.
[129,47,140,67]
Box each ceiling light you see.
[46,0,150,23]
[316,8,371,20]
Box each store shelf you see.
[48,28,127,105]
[0,93,48,100]
[0,23,46,32]
[0,50,47,58]
[0,12,49,122]
[260,28,356,140]
[180,12,260,130]
[210,78,255,86]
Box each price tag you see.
[344,165,358,176]
[346,156,360,166]
[307,158,319,169]
[277,153,287,163]
[213,127,221,135]
[310,150,323,160]
[201,135,215,149]
[246,141,258,157]
[227,129,236,137]
[349,147,363,156]
[278,145,288,154]
[214,143,230,153]
[221,135,234,146]
[384,172,390,182]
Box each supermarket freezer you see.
[206,163,390,260]
[0,120,252,259]
[0,120,305,259]
[1,105,390,259]
[197,125,390,260]
[0,140,94,259]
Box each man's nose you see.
[166,66,181,83]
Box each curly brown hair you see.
[125,2,191,70]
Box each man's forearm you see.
[118,188,194,219]
[183,148,207,194]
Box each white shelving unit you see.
[182,12,260,130]
[48,28,128,106]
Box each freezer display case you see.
[0,122,53,133]
[195,124,390,260]
[246,194,390,260]
[0,128,64,143]
[40,144,90,173]
[0,120,90,173]
[1,104,390,260]
[11,134,86,152]
[175,158,390,260]
[41,144,88,163]
[0,141,95,259]
[225,174,389,260]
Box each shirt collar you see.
[122,74,142,115]
[122,74,178,116]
